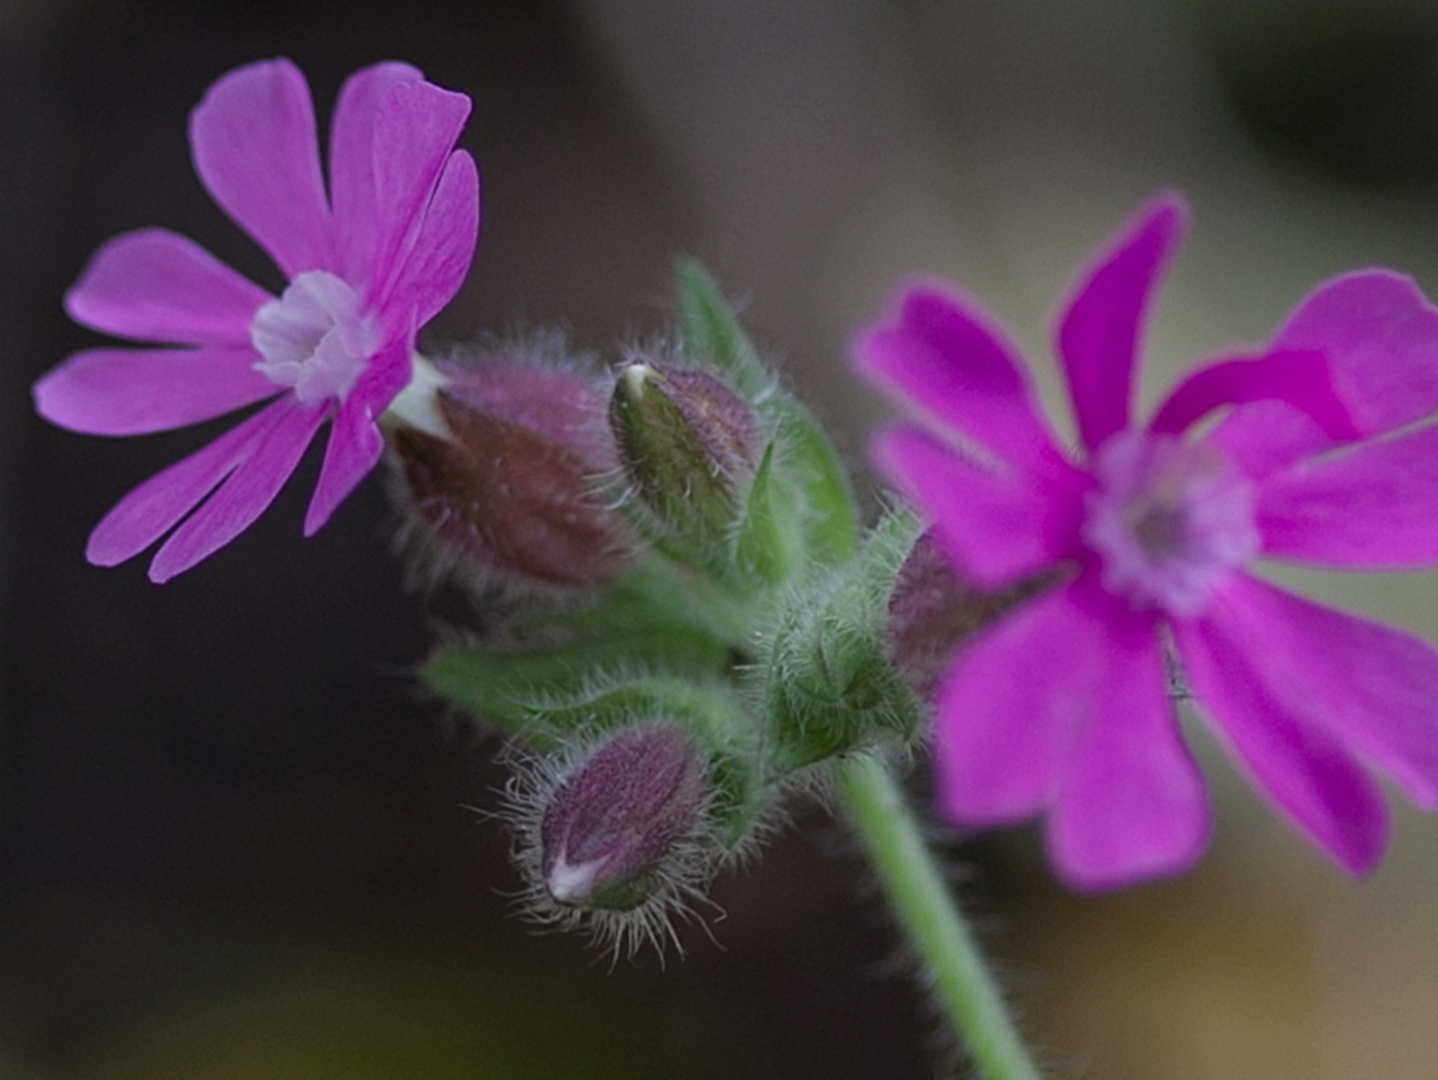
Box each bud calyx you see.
[609,361,762,553]
[389,349,636,590]
[539,726,710,911]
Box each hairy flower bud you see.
[609,361,761,550]
[539,725,710,911]
[886,530,1055,701]
[388,348,636,591]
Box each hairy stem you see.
[836,753,1041,1080]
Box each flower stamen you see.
[1082,430,1259,617]
[251,270,380,405]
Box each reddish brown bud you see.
[390,356,636,589]
[539,726,709,911]
[887,531,1053,701]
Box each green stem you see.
[836,753,1041,1080]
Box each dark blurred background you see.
[5,1,1438,1076]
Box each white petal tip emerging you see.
[545,855,605,905]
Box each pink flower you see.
[856,192,1438,889]
[34,59,479,581]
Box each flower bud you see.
[609,361,761,550]
[886,530,1054,700]
[539,725,710,911]
[388,347,636,591]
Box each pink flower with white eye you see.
[34,58,480,582]
[856,192,1438,889]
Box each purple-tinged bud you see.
[887,530,1056,701]
[388,351,637,590]
[609,361,762,547]
[539,726,710,911]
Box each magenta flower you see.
[856,192,1438,889]
[34,58,479,581]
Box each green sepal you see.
[675,258,772,399]
[424,629,727,743]
[772,400,860,565]
[421,550,752,742]
[761,510,925,772]
[734,443,796,587]
[551,555,754,659]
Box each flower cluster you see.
[35,58,478,581]
[31,55,1438,920]
[856,193,1438,888]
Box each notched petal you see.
[63,228,270,347]
[34,346,277,436]
[1151,348,1359,443]
[853,280,1069,476]
[873,425,1082,588]
[1175,579,1401,875]
[1056,192,1188,453]
[189,57,334,278]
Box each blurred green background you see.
[5,1,1438,1076]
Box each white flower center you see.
[250,271,381,405]
[1081,430,1259,617]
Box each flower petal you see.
[1211,272,1438,475]
[303,390,386,537]
[1258,425,1438,567]
[34,346,278,436]
[853,281,1070,477]
[1056,193,1187,452]
[383,150,480,329]
[873,425,1083,587]
[1174,577,1396,874]
[934,579,1157,828]
[1194,575,1438,811]
[356,79,472,313]
[1149,348,1358,442]
[86,402,294,567]
[354,329,414,415]
[63,228,272,347]
[1047,621,1210,890]
[328,61,425,282]
[303,336,414,534]
[189,58,334,278]
[148,401,327,582]
[1278,271,1438,434]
